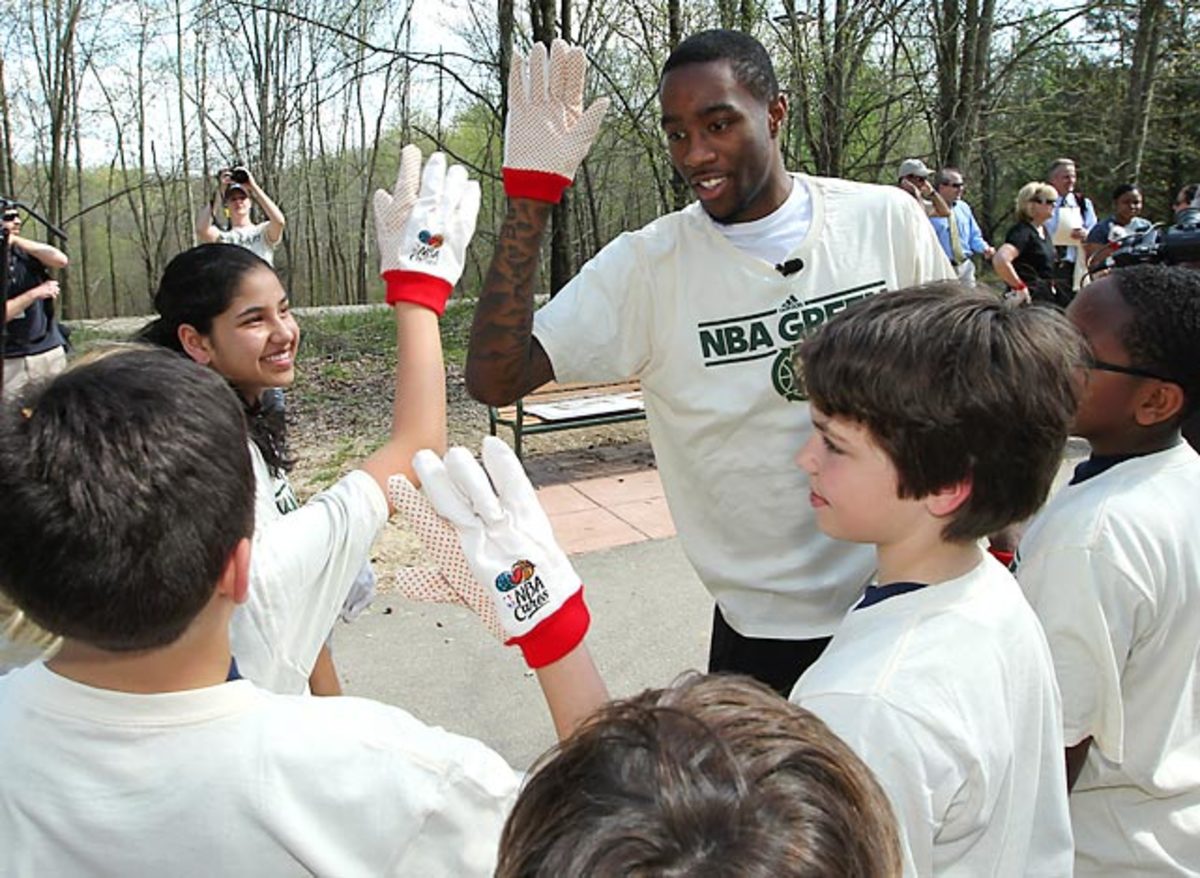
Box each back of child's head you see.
[496,673,901,878]
[0,347,254,652]
[1106,265,1200,421]
[798,285,1085,541]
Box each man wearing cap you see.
[195,168,286,266]
[929,167,994,285]
[2,203,69,401]
[897,159,951,219]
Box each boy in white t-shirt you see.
[1015,264,1200,876]
[0,350,606,876]
[789,286,1082,876]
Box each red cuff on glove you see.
[503,168,573,204]
[383,271,452,315]
[508,587,590,668]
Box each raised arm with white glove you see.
[374,144,481,314]
[502,39,610,204]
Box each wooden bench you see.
[488,380,646,460]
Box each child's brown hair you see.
[798,285,1085,541]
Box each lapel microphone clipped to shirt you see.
[775,258,805,277]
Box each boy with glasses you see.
[1014,264,1200,876]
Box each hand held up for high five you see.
[373,144,481,314]
[413,436,590,668]
[503,39,610,204]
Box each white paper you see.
[1052,205,1082,246]
[525,392,644,422]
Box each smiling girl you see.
[139,146,479,694]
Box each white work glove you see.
[387,475,505,643]
[503,38,609,204]
[373,143,481,315]
[412,436,590,668]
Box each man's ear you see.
[925,477,972,519]
[1134,381,1185,428]
[178,324,212,365]
[768,92,788,138]
[215,538,252,606]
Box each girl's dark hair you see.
[138,243,293,475]
[1110,183,1140,202]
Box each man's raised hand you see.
[502,39,609,204]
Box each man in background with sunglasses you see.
[929,167,994,286]
[1014,264,1200,877]
[2,201,69,402]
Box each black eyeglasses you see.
[945,182,965,188]
[1086,355,1174,383]
[1029,198,1055,205]
[2,212,18,222]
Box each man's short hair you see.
[1111,265,1200,420]
[661,29,779,104]
[0,347,254,651]
[1046,157,1076,179]
[798,286,1085,541]
[496,674,902,877]
[936,166,964,187]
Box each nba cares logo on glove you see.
[408,229,445,265]
[495,559,551,623]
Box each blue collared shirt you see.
[929,199,989,263]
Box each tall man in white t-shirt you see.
[466,30,953,695]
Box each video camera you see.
[1108,207,1200,269]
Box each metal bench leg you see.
[514,399,524,461]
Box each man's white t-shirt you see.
[0,662,518,876]
[791,557,1075,876]
[534,174,954,638]
[218,221,278,265]
[229,444,387,693]
[1016,444,1200,876]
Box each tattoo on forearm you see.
[468,199,553,394]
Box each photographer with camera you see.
[2,201,69,402]
[195,166,285,266]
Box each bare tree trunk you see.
[549,0,572,295]
[1119,0,1164,179]
[70,43,90,317]
[0,59,14,197]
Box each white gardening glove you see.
[503,38,609,204]
[388,474,505,643]
[412,436,590,668]
[372,143,481,315]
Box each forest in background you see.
[1,0,1197,318]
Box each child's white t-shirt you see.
[791,556,1074,876]
[230,443,388,693]
[0,662,518,875]
[1016,443,1200,876]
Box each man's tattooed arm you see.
[466,198,557,406]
